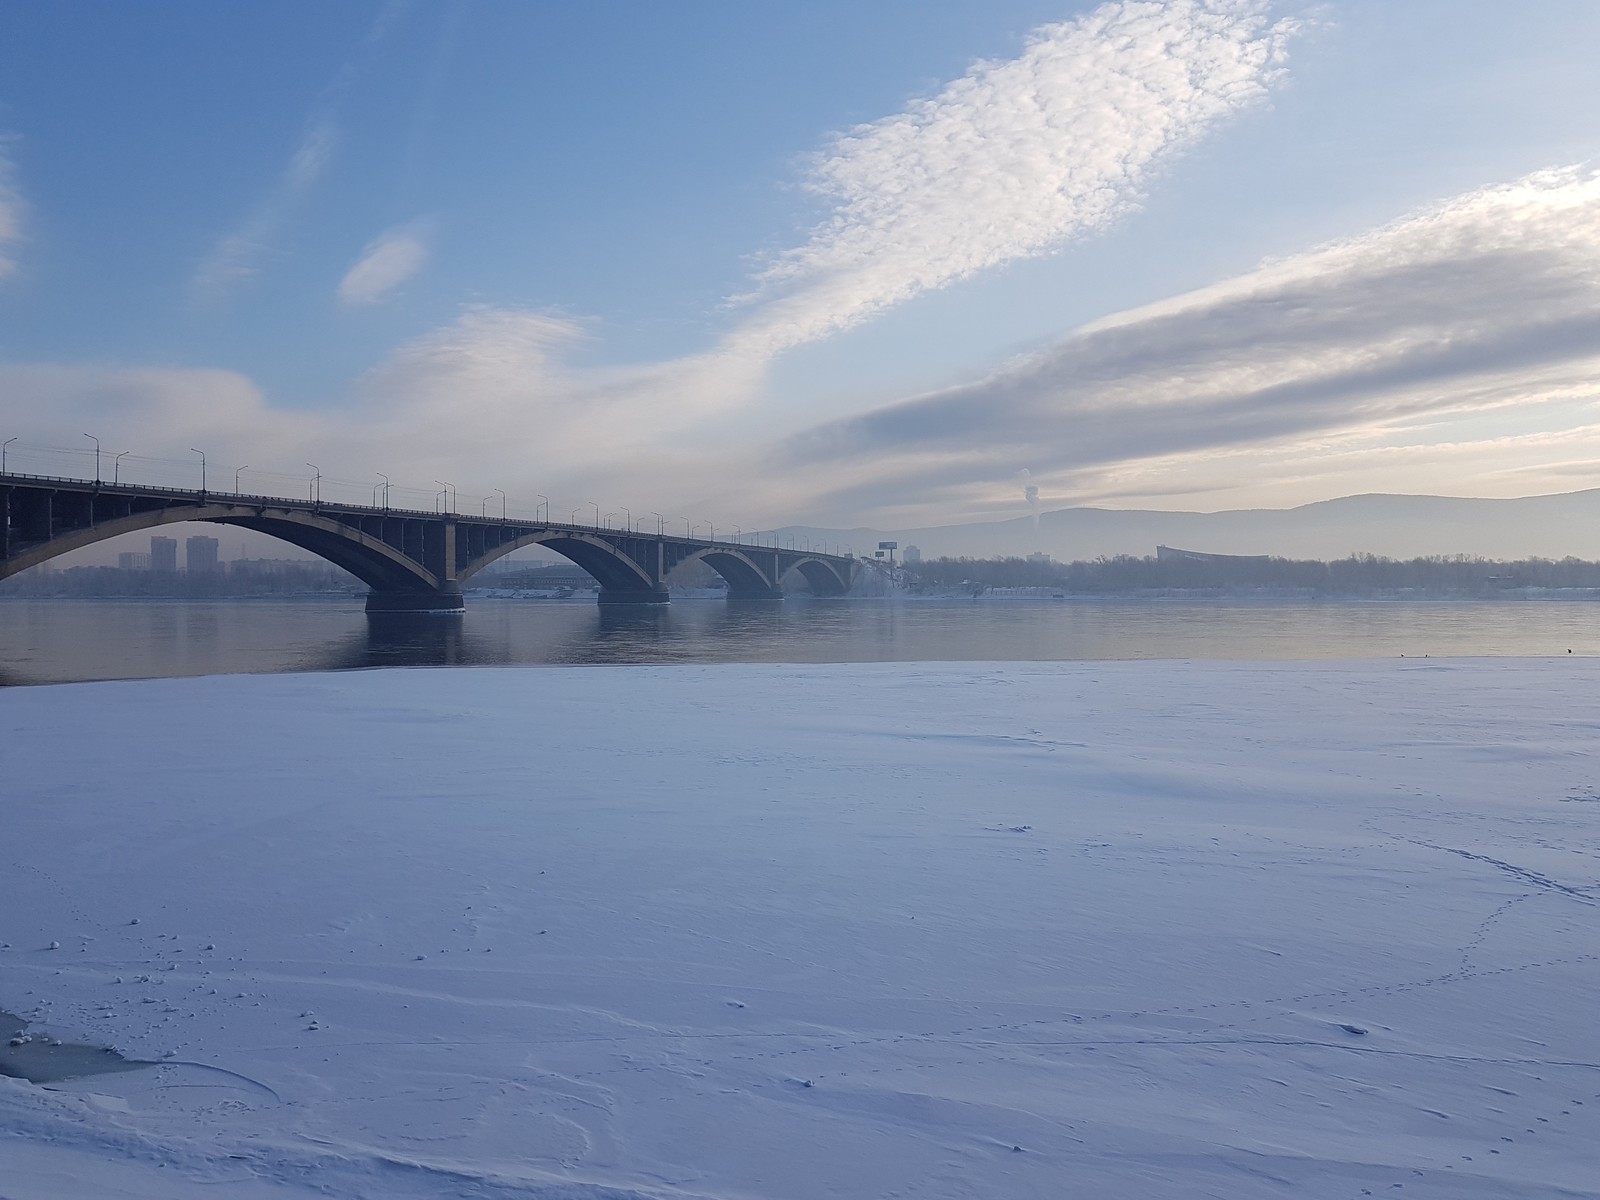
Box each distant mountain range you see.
[779,489,1600,563]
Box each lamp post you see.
[494,488,506,520]
[435,480,455,513]
[620,506,632,532]
[589,501,600,526]
[307,463,321,504]
[234,464,246,492]
[570,507,582,524]
[115,451,130,484]
[682,517,691,538]
[376,473,390,510]
[191,448,206,493]
[604,511,616,529]
[733,526,741,544]
[537,493,548,522]
[482,496,493,518]
[651,511,663,536]
[2,437,15,473]
[84,433,100,483]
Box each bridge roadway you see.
[0,471,857,612]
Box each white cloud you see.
[338,221,431,305]
[350,307,769,492]
[191,121,338,304]
[9,3,1310,524]
[187,6,412,305]
[0,362,322,486]
[773,167,1600,523]
[49,154,1600,527]
[0,141,25,279]
[728,0,1296,358]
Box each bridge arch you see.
[459,531,656,591]
[783,555,854,597]
[686,547,784,599]
[2,477,856,609]
[0,503,439,593]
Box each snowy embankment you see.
[2,660,1598,1199]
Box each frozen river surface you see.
[2,659,1598,1198]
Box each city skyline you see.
[3,1,1599,532]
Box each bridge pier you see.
[365,587,465,614]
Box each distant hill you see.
[779,489,1600,562]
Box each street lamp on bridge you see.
[651,512,663,536]
[115,451,130,485]
[2,437,15,474]
[537,494,549,522]
[375,473,390,510]
[234,464,246,492]
[494,488,506,520]
[84,433,100,484]
[620,506,631,532]
[589,501,600,526]
[191,448,206,493]
[435,480,455,513]
[307,463,321,504]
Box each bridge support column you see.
[365,586,465,614]
[597,587,670,606]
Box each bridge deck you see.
[1,470,857,610]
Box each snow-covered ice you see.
[2,659,1598,1198]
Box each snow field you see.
[1,659,1598,1198]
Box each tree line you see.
[906,554,1600,597]
[1,561,363,598]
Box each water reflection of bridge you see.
[0,472,855,612]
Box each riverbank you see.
[2,660,1598,1198]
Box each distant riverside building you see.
[903,545,922,565]
[1027,551,1051,565]
[186,535,220,573]
[149,536,178,572]
[117,551,151,571]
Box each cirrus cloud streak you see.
[730,0,1297,359]
[0,141,25,280]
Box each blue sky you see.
[3,0,1600,529]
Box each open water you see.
[1,595,1595,685]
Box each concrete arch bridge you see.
[0,473,856,612]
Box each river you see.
[0,595,1594,685]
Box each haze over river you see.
[1,596,1596,685]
